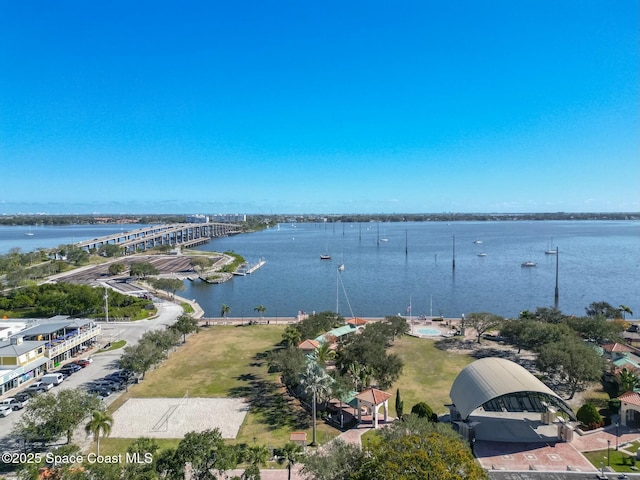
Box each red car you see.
[72,359,91,368]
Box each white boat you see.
[473,240,483,244]
[338,263,345,271]
[545,238,557,254]
[477,253,487,257]
[521,261,537,267]
[25,226,34,236]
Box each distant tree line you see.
[0,283,154,320]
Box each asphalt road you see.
[0,298,183,453]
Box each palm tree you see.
[221,303,231,318]
[277,442,303,480]
[85,410,113,456]
[620,305,633,320]
[300,361,334,446]
[312,342,336,367]
[245,443,269,468]
[254,304,267,321]
[282,326,302,349]
[618,368,639,393]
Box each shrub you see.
[608,398,621,414]
[411,402,434,419]
[576,403,603,430]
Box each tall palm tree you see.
[300,361,333,446]
[221,303,231,318]
[254,304,267,320]
[620,305,633,320]
[85,410,113,456]
[277,442,303,480]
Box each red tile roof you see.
[619,391,640,407]
[602,342,634,353]
[355,387,392,405]
[297,339,319,350]
[347,317,368,326]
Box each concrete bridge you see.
[75,223,240,253]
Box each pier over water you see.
[75,222,240,253]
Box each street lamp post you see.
[616,422,620,450]
[607,439,611,466]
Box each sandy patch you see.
[111,397,249,439]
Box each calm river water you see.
[184,220,639,319]
[0,221,638,319]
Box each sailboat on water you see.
[545,239,557,255]
[25,226,34,236]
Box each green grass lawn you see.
[389,335,474,414]
[583,448,639,473]
[102,327,476,455]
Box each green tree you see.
[55,388,103,444]
[171,429,238,480]
[123,437,160,480]
[170,314,199,343]
[221,303,231,318]
[99,244,124,258]
[410,402,434,419]
[395,389,404,419]
[466,312,504,343]
[130,262,159,279]
[119,341,166,379]
[586,301,622,319]
[620,304,633,320]
[300,439,366,480]
[312,342,335,367]
[85,411,113,456]
[14,388,102,447]
[537,339,603,399]
[150,278,185,300]
[244,443,269,469]
[618,368,639,393]
[108,262,126,276]
[354,433,488,480]
[300,361,334,446]
[254,304,267,320]
[277,442,304,480]
[576,403,603,429]
[282,325,302,349]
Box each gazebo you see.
[354,387,391,428]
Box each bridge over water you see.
[75,223,240,253]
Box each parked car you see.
[0,405,13,417]
[89,380,121,392]
[87,387,112,398]
[25,382,53,394]
[72,359,91,368]
[0,397,28,410]
[15,393,30,404]
[60,364,82,374]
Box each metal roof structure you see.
[449,357,573,420]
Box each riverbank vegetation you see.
[0,283,154,319]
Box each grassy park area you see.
[101,324,481,455]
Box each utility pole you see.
[554,246,559,306]
[104,287,109,323]
[452,234,456,270]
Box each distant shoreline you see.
[0,211,638,226]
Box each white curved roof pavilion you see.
[449,357,575,421]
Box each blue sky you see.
[1,1,638,215]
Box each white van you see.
[41,373,65,386]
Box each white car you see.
[0,397,28,410]
[0,405,13,417]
